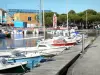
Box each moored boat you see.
[13,41,66,57]
[0,57,27,73]
[0,51,44,70]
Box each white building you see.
[0,8,7,24]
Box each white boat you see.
[13,41,66,57]
[0,57,27,73]
[0,50,44,70]
[40,35,75,48]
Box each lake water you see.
[0,34,43,50]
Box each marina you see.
[0,0,100,74]
[0,28,96,74]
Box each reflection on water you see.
[0,34,43,50]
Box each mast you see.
[42,0,45,40]
[39,0,42,27]
[66,0,69,36]
[67,12,68,30]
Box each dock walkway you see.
[24,37,94,75]
[67,36,100,75]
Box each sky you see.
[0,0,100,14]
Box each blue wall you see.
[14,21,24,27]
[14,21,27,28]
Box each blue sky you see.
[0,0,100,14]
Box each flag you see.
[53,13,57,28]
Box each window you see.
[28,17,32,21]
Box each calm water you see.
[0,34,43,50]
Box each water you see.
[0,34,43,50]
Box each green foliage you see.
[84,9,97,15]
[58,14,67,23]
[69,14,81,22]
[77,12,84,17]
[68,10,76,14]
[45,17,53,27]
[44,12,59,27]
[42,9,100,28]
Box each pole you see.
[39,0,42,26]
[66,0,69,36]
[86,11,87,29]
[67,12,68,30]
[42,0,45,40]
[82,34,84,53]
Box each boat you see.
[0,57,27,73]
[47,29,87,46]
[40,35,75,48]
[13,41,66,56]
[0,51,44,70]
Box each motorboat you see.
[40,36,75,48]
[0,57,27,73]
[0,51,44,70]
[13,41,66,57]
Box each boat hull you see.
[8,56,44,70]
[52,42,75,46]
[0,63,27,73]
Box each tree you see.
[44,12,59,27]
[39,9,100,28]
[45,17,53,27]
[68,10,76,14]
[77,12,84,17]
[83,9,97,15]
[57,14,67,26]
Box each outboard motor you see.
[0,57,7,65]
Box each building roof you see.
[8,9,52,16]
[0,8,7,13]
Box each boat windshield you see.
[39,42,53,47]
[12,51,25,57]
[0,55,11,58]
